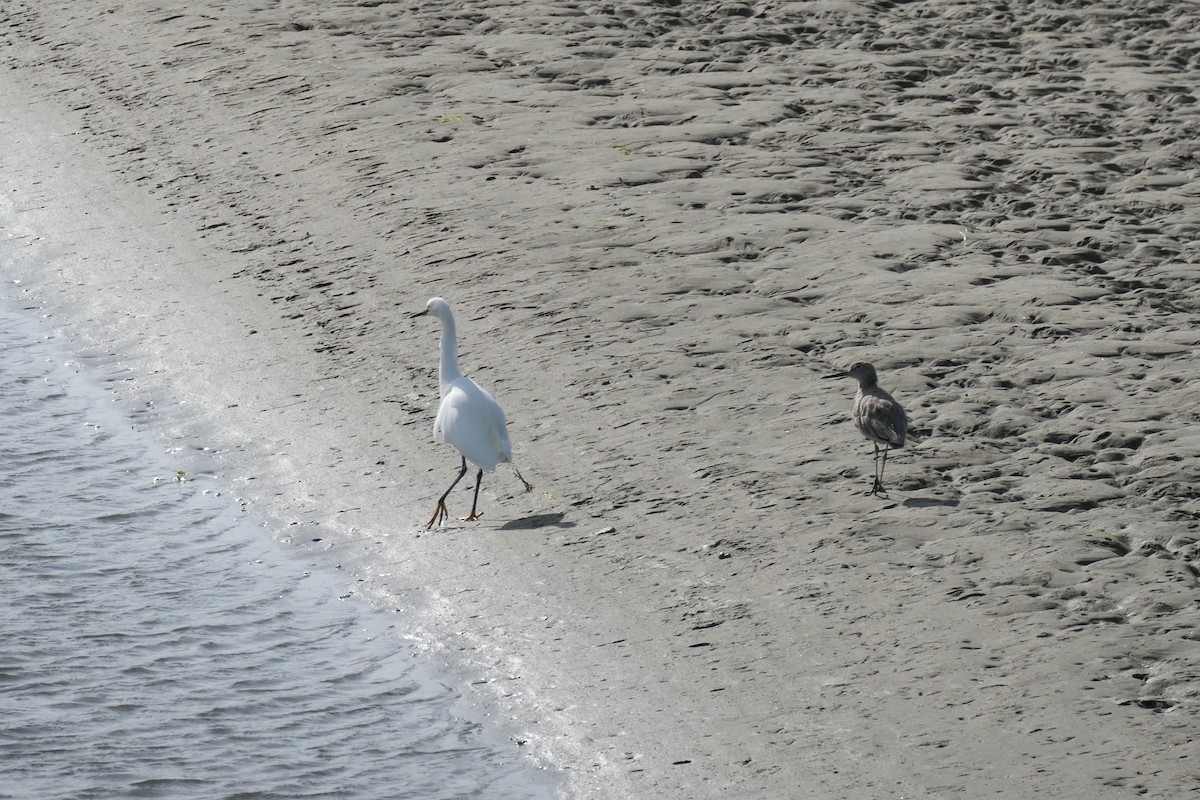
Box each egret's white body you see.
[434,379,512,471]
[416,297,531,527]
[835,361,907,495]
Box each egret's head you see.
[414,296,452,320]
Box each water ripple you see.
[0,306,553,799]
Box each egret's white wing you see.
[437,377,513,471]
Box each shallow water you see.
[0,302,554,800]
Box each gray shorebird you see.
[831,362,907,495]
[414,297,533,528]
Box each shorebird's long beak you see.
[823,371,847,380]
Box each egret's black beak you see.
[411,308,429,319]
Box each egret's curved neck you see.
[437,312,462,393]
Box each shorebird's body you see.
[836,362,907,495]
[414,297,532,527]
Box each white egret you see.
[830,362,907,495]
[413,297,532,528]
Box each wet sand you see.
[1,2,1198,797]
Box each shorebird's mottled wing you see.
[854,389,907,448]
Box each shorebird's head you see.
[839,361,878,386]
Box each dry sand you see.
[2,1,1198,797]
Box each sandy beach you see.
[2,1,1198,797]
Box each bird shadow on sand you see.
[902,495,961,509]
[499,512,575,531]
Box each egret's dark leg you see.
[427,456,469,529]
[461,469,485,521]
[512,465,534,493]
